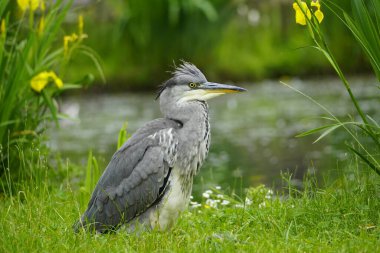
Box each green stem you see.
[298,0,369,128]
[321,40,369,127]
[29,9,34,31]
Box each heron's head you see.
[156,62,246,103]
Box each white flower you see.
[206,199,218,208]
[202,190,213,198]
[265,189,273,199]
[190,201,202,208]
[190,195,194,199]
[221,200,230,205]
[245,197,252,206]
[217,194,224,199]
[215,186,221,190]
[202,192,210,198]
[235,204,244,208]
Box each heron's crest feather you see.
[156,61,206,99]
[172,61,205,79]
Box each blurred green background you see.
[1,0,378,198]
[43,0,378,193]
[66,0,370,90]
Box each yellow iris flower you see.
[17,0,41,12]
[63,33,79,54]
[311,0,324,23]
[293,1,311,25]
[30,71,63,93]
[38,16,45,35]
[78,15,84,35]
[63,15,88,56]
[1,19,5,39]
[40,0,45,11]
[293,0,324,26]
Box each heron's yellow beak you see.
[179,82,246,102]
[200,82,247,94]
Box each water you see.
[49,77,379,195]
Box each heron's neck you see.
[162,101,209,125]
[163,100,210,181]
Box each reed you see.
[0,0,101,180]
[289,0,380,176]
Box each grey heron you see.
[74,62,246,233]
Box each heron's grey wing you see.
[74,119,180,233]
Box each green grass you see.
[0,159,379,252]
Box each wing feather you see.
[74,119,180,233]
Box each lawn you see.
[1,162,379,252]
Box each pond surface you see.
[49,76,379,196]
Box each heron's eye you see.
[188,82,198,88]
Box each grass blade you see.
[296,124,339,137]
[348,146,380,176]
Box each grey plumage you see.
[74,62,246,233]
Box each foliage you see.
[0,0,100,180]
[289,0,380,176]
[0,156,378,252]
[64,0,372,89]
[337,0,380,81]
[117,121,131,150]
[76,150,100,208]
[77,0,232,88]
